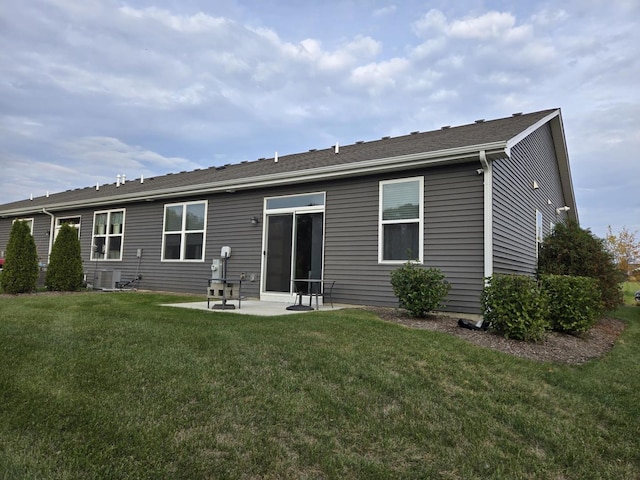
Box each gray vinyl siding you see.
[492,123,566,275]
[324,162,484,313]
[1,162,484,312]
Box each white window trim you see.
[378,176,424,264]
[91,209,126,261]
[13,218,34,235]
[536,209,543,258]
[161,200,208,262]
[55,216,81,240]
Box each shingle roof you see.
[0,108,559,215]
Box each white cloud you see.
[61,137,197,171]
[0,0,638,239]
[350,58,410,94]
[373,5,397,17]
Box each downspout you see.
[479,151,493,281]
[42,208,55,264]
[460,151,494,331]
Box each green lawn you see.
[623,281,640,305]
[0,292,638,479]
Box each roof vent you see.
[355,140,364,144]
[512,112,523,116]
[334,142,339,154]
[309,149,317,152]
[274,152,278,163]
[441,125,451,130]
[410,131,419,135]
[96,182,100,191]
[215,165,226,171]
[140,174,144,184]
[381,136,390,140]
[241,160,248,164]
[258,157,266,161]
[475,119,485,123]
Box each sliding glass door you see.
[262,192,325,297]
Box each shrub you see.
[481,274,549,342]
[45,223,84,291]
[0,220,39,294]
[538,220,624,310]
[539,275,603,333]
[390,262,451,317]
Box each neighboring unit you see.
[0,109,577,313]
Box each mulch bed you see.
[365,307,626,364]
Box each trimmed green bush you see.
[481,274,549,342]
[390,261,450,317]
[538,220,624,310]
[0,220,39,294]
[45,223,84,291]
[539,274,603,333]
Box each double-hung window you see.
[162,201,207,261]
[92,209,125,260]
[379,177,424,263]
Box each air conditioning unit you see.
[93,269,121,290]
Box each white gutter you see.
[0,141,508,216]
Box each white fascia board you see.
[0,142,507,216]
[505,109,560,156]
[504,109,578,223]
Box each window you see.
[266,192,325,210]
[14,218,34,235]
[162,201,207,261]
[55,216,81,240]
[92,210,125,260]
[536,209,543,257]
[379,177,423,263]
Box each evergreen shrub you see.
[481,274,549,342]
[390,261,450,317]
[1,220,39,294]
[45,223,84,291]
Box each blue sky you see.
[1,0,638,239]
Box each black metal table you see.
[287,278,322,311]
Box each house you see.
[0,108,577,313]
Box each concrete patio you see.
[161,299,349,316]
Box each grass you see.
[0,292,639,479]
[623,280,640,305]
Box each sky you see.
[1,0,639,239]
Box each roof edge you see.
[0,141,507,216]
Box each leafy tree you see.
[605,225,640,277]
[46,223,84,291]
[538,220,624,310]
[1,220,39,294]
